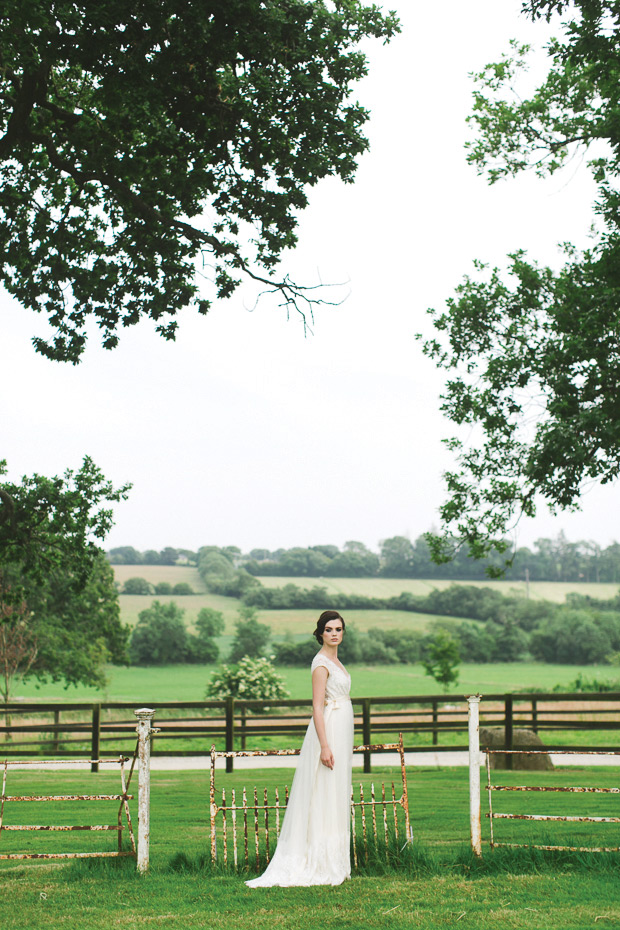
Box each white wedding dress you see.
[245,653,354,887]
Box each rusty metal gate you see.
[209,734,412,868]
[0,752,137,861]
[484,748,620,853]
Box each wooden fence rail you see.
[1,693,620,772]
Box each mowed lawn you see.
[13,661,620,704]
[1,767,620,929]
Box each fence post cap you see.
[465,694,482,704]
[134,707,156,720]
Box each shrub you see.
[121,577,154,595]
[154,582,173,595]
[186,634,219,664]
[206,657,289,707]
[172,582,194,595]
[369,629,423,664]
[530,610,620,664]
[553,673,620,693]
[206,570,259,598]
[272,636,318,666]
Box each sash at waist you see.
[324,697,352,710]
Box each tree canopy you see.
[0,458,130,696]
[1,0,399,363]
[0,551,129,700]
[421,0,620,566]
[0,456,130,600]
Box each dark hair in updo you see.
[313,610,345,645]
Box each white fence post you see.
[466,694,482,857]
[134,707,155,874]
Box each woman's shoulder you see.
[311,652,331,673]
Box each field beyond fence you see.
[2,692,620,768]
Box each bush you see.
[186,634,219,664]
[206,657,289,706]
[273,628,401,666]
[272,636,318,666]
[553,673,620,693]
[154,582,173,595]
[530,609,620,664]
[452,622,498,663]
[369,629,423,664]
[129,601,188,664]
[205,570,259,598]
[172,582,194,595]
[121,577,154,595]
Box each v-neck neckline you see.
[319,652,350,678]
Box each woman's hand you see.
[320,745,334,769]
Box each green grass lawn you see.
[14,661,620,704]
[1,767,620,929]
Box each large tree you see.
[421,0,620,568]
[0,0,399,363]
[0,458,130,697]
[0,456,130,597]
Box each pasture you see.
[256,575,620,603]
[1,766,620,929]
[12,661,620,704]
[113,566,620,641]
[113,564,472,634]
[113,564,207,589]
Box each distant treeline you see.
[268,587,620,667]
[108,534,620,583]
[108,546,199,566]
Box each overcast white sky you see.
[2,0,619,555]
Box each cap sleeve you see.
[311,654,330,675]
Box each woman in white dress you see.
[245,610,354,887]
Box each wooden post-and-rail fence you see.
[2,693,620,771]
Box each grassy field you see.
[113,566,620,639]
[113,564,207,589]
[119,592,241,630]
[1,767,620,929]
[256,575,620,603]
[13,661,620,703]
[118,598,461,642]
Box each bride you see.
[245,610,354,887]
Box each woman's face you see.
[322,619,344,646]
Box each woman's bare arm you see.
[312,666,334,770]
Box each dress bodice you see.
[311,653,351,702]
